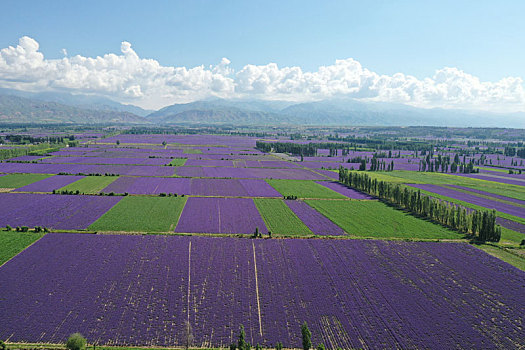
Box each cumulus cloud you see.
[0,36,524,112]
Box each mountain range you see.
[0,88,524,128]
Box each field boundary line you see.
[0,233,45,269]
[187,240,191,325]
[252,241,263,337]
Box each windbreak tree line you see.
[256,141,317,156]
[339,168,501,242]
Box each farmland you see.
[0,126,524,349]
[0,173,50,189]
[254,198,313,236]
[0,231,43,265]
[306,200,460,239]
[59,176,120,194]
[0,234,523,349]
[89,196,187,232]
[266,179,346,199]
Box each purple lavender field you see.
[448,184,525,205]
[285,200,345,235]
[175,197,267,234]
[15,175,85,192]
[410,184,525,219]
[0,234,523,349]
[315,181,373,199]
[0,193,121,229]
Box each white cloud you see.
[0,36,524,112]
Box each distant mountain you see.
[0,88,523,127]
[147,97,525,127]
[279,98,525,127]
[0,95,148,124]
[147,99,299,124]
[0,88,152,117]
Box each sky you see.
[0,0,524,112]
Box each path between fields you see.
[187,240,191,325]
[252,241,263,337]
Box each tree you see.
[317,344,325,350]
[66,333,86,350]
[301,322,312,350]
[116,140,120,145]
[0,340,7,350]
[238,325,248,350]
[183,320,194,349]
[275,342,283,350]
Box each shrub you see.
[66,333,86,350]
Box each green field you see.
[363,170,525,201]
[500,227,525,245]
[476,167,508,173]
[305,200,459,239]
[0,231,44,265]
[254,198,313,236]
[266,179,346,199]
[0,174,51,188]
[476,245,525,271]
[59,176,119,194]
[168,158,187,166]
[89,196,187,232]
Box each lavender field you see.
[0,234,523,349]
[175,197,267,234]
[1,129,525,349]
[0,193,121,229]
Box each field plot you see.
[266,179,345,199]
[0,174,50,189]
[100,177,280,197]
[168,158,187,166]
[0,162,177,177]
[409,184,525,219]
[306,200,459,239]
[285,200,345,236]
[448,185,525,206]
[175,197,267,234]
[60,176,119,194]
[40,156,171,166]
[101,177,192,195]
[14,175,85,192]
[1,234,523,349]
[254,198,313,236]
[175,166,328,180]
[184,159,234,167]
[0,231,43,265]
[0,193,121,230]
[462,173,525,187]
[367,171,525,201]
[315,181,373,199]
[89,196,187,232]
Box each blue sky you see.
[0,0,524,110]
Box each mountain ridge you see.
[0,88,523,127]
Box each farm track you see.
[252,241,263,337]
